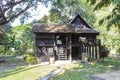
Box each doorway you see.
[72,46,82,60]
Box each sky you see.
[12,4,51,26]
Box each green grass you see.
[0,65,57,80]
[1,56,120,80]
[0,56,57,80]
[51,58,120,80]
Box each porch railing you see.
[72,39,101,60]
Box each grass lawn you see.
[0,65,57,80]
[1,56,120,80]
[0,56,57,80]
[51,58,120,80]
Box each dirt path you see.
[90,71,120,80]
[0,62,27,72]
[0,56,27,72]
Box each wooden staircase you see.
[58,46,67,60]
[58,54,67,60]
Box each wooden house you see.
[31,14,101,62]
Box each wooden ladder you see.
[58,46,67,60]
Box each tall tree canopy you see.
[0,0,53,26]
[87,0,120,28]
[86,0,120,53]
[39,0,96,27]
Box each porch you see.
[56,39,101,61]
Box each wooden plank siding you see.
[71,39,101,61]
[31,14,101,62]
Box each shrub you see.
[25,55,36,64]
[115,44,120,54]
[100,45,110,59]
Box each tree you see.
[87,0,120,28]
[4,24,35,56]
[12,24,34,55]
[0,0,53,26]
[39,0,96,27]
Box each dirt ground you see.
[0,62,26,72]
[0,56,27,72]
[90,70,120,80]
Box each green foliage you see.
[2,24,35,56]
[12,24,35,54]
[0,46,5,54]
[97,20,120,54]
[0,23,12,33]
[115,44,120,54]
[87,0,120,28]
[25,55,36,64]
[93,4,120,54]
[39,0,96,27]
[37,15,50,23]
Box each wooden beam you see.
[95,46,98,59]
[92,46,94,59]
[69,34,72,62]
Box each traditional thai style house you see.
[31,14,101,62]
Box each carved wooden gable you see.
[70,14,98,34]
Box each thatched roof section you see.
[32,23,99,34]
[32,24,74,33]
[32,14,99,35]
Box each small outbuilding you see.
[31,14,101,62]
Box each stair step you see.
[58,54,67,60]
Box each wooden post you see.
[69,34,72,62]
[95,45,98,59]
[99,40,101,59]
[92,46,94,59]
[87,46,89,59]
[89,45,91,60]
[65,35,69,60]
[87,45,89,56]
[55,35,57,45]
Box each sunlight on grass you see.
[51,58,120,80]
[0,65,57,80]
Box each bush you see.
[100,45,110,59]
[115,44,120,54]
[25,55,36,64]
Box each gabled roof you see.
[32,14,99,35]
[70,14,91,28]
[32,24,74,33]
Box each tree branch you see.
[2,0,25,12]
[0,7,7,22]
[8,5,30,22]
[0,0,33,25]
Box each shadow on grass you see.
[51,58,120,80]
[0,64,40,78]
